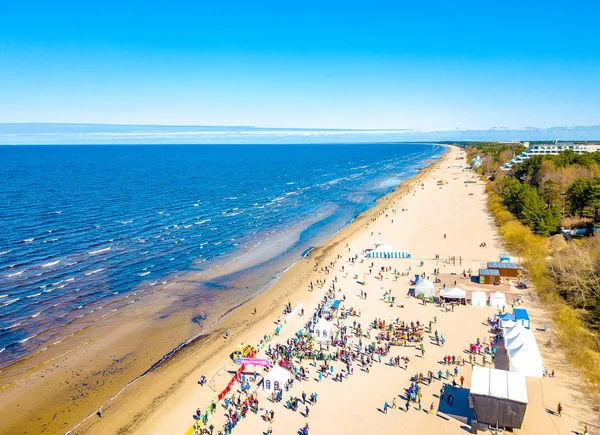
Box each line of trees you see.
[466,143,600,329]
[469,148,600,235]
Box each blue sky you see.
[1,1,599,131]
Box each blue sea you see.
[0,143,443,368]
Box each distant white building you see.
[471,155,483,168]
[502,142,600,170]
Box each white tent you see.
[501,319,517,328]
[440,287,467,299]
[470,366,528,429]
[471,290,487,307]
[490,291,507,309]
[263,365,291,393]
[365,244,411,259]
[504,323,524,340]
[312,317,333,342]
[503,325,544,378]
[505,327,528,351]
[470,366,528,404]
[415,279,435,298]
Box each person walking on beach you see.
[383,401,389,414]
[460,375,465,388]
[305,405,310,418]
[391,398,397,409]
[557,402,563,417]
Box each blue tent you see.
[513,308,530,329]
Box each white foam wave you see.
[1,298,19,307]
[41,260,60,268]
[88,247,111,255]
[0,250,11,255]
[5,270,24,278]
[84,268,106,276]
[21,238,35,243]
[138,271,151,277]
[26,292,42,299]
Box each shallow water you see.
[0,143,443,367]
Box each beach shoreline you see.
[7,145,593,435]
[62,148,450,435]
[95,144,593,435]
[0,145,447,435]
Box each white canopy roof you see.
[501,319,517,328]
[471,290,486,307]
[506,328,528,350]
[470,366,528,404]
[314,317,333,331]
[415,279,435,297]
[490,291,507,308]
[504,323,524,340]
[264,365,291,388]
[440,287,467,299]
[505,327,544,378]
[313,317,333,341]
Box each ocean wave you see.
[41,260,60,267]
[138,271,151,276]
[30,311,42,318]
[1,298,20,307]
[21,238,35,243]
[84,268,106,276]
[26,292,42,299]
[3,322,22,330]
[19,335,36,343]
[0,250,11,255]
[88,247,111,255]
[5,270,24,278]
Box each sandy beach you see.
[62,145,597,435]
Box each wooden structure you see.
[478,268,500,284]
[487,262,519,278]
